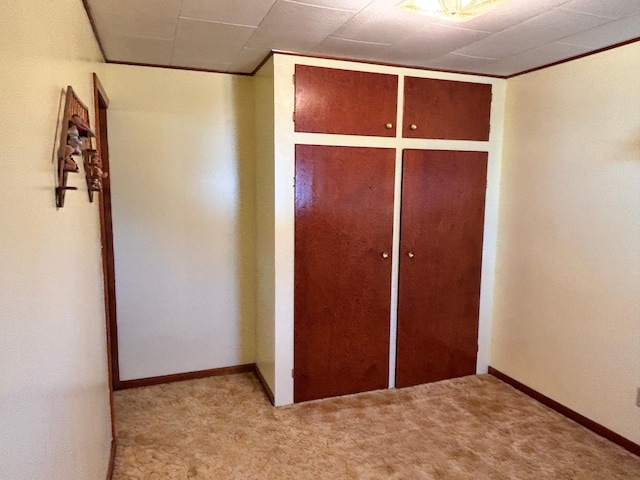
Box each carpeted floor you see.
[112,373,640,479]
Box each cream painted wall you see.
[493,42,640,443]
[270,53,506,405]
[254,58,277,392]
[0,1,111,479]
[105,64,256,380]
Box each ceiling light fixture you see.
[397,0,512,22]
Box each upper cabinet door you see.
[294,65,399,137]
[403,77,492,141]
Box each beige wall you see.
[493,42,640,443]
[104,64,256,380]
[0,1,111,479]
[254,58,277,392]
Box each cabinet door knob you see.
[381,252,389,259]
[408,252,414,258]
[385,123,393,129]
[410,124,418,130]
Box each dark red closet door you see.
[294,145,395,402]
[396,150,488,388]
[294,65,398,137]
[403,77,492,140]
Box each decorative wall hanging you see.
[83,149,108,202]
[55,86,95,208]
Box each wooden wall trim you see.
[114,363,277,406]
[80,42,640,82]
[115,364,256,390]
[254,365,275,406]
[250,51,275,76]
[506,37,640,78]
[93,73,110,107]
[106,60,253,77]
[106,438,116,480]
[271,50,507,79]
[81,0,107,61]
[107,52,502,79]
[489,367,640,457]
[93,72,117,447]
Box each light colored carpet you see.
[112,373,640,479]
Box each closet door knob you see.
[407,252,414,258]
[385,123,393,129]
[410,124,417,130]
[381,252,389,259]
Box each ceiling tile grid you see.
[453,8,615,59]
[99,33,175,65]
[330,5,438,45]
[90,0,183,40]
[556,14,640,48]
[442,0,574,33]
[86,0,640,76]
[172,17,256,68]
[559,0,640,19]
[229,47,273,72]
[179,0,278,26]
[425,53,500,72]
[480,41,591,75]
[245,1,359,51]
[386,23,493,64]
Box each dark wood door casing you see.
[294,65,399,137]
[396,149,488,388]
[93,73,118,440]
[402,77,492,140]
[294,145,395,403]
[92,75,120,390]
[98,103,120,390]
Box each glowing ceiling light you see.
[397,0,512,22]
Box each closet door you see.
[294,145,395,402]
[396,150,488,388]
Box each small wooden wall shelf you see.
[56,86,95,208]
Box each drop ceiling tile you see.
[311,36,393,62]
[425,53,499,71]
[228,47,272,73]
[560,0,640,19]
[331,5,437,44]
[386,23,491,64]
[244,31,301,52]
[172,18,256,66]
[481,41,589,75]
[87,0,181,40]
[460,0,574,33]
[286,0,373,11]
[557,14,640,48]
[364,0,572,34]
[100,33,174,65]
[245,0,357,50]
[179,0,277,27]
[456,8,614,59]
